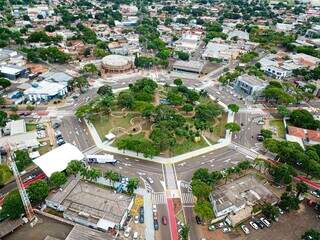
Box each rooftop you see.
[24,81,66,96]
[33,143,84,177]
[236,74,266,87]
[6,119,26,136]
[65,224,113,240]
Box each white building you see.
[24,81,68,102]
[276,23,295,32]
[234,74,267,96]
[202,41,242,61]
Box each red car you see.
[162,216,167,225]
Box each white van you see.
[133,232,139,240]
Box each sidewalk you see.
[144,193,155,240]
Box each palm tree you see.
[105,170,114,186]
[127,177,139,195]
[66,160,84,176]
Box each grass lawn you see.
[26,123,37,132]
[269,119,286,138]
[172,137,208,156]
[0,164,12,184]
[92,113,138,140]
[205,113,228,144]
[38,141,52,155]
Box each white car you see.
[134,216,139,224]
[311,190,320,198]
[147,177,154,184]
[278,207,284,215]
[249,221,259,230]
[152,204,157,213]
[217,222,226,228]
[241,225,250,235]
[222,227,231,233]
[260,217,271,228]
[133,232,139,240]
[124,227,131,238]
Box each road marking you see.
[151,192,166,204]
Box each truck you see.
[86,154,117,165]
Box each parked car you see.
[241,225,250,235]
[222,227,231,233]
[133,232,139,240]
[208,224,215,231]
[154,219,159,230]
[311,190,320,198]
[162,216,167,225]
[249,221,259,230]
[53,123,60,129]
[195,216,202,225]
[147,177,154,184]
[152,204,157,213]
[260,217,271,228]
[255,219,265,229]
[134,216,139,224]
[124,227,131,238]
[278,207,284,215]
[257,134,264,142]
[139,207,144,223]
[216,222,226,228]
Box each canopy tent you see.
[33,143,84,177]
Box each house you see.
[234,74,267,96]
[276,23,295,32]
[24,81,68,102]
[287,126,320,145]
[227,30,249,41]
[0,49,25,65]
[0,64,28,80]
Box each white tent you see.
[33,143,84,177]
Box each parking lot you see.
[240,204,320,240]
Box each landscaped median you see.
[77,78,236,161]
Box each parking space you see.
[242,204,320,240]
[206,84,247,107]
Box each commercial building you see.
[46,177,134,231]
[0,64,28,80]
[101,55,133,73]
[40,71,73,84]
[24,81,68,102]
[172,60,205,74]
[234,74,267,96]
[209,175,278,226]
[174,33,201,54]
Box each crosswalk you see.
[181,192,195,206]
[151,192,167,205]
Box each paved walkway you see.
[144,193,155,240]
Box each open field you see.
[269,119,286,138]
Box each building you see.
[290,53,320,69]
[101,55,133,73]
[209,175,278,226]
[46,177,134,231]
[276,23,295,32]
[0,131,39,150]
[33,143,84,177]
[172,60,205,74]
[234,74,267,96]
[227,30,249,41]
[24,81,68,102]
[0,64,28,80]
[287,126,320,145]
[3,119,26,136]
[202,40,248,62]
[0,49,25,65]
[40,71,73,84]
[174,33,201,54]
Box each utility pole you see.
[5,144,37,225]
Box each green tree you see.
[227,104,240,113]
[14,149,32,171]
[279,192,300,211]
[105,170,120,187]
[176,51,189,61]
[49,172,67,188]
[302,229,320,240]
[0,111,7,127]
[182,103,193,114]
[150,127,176,151]
[0,96,5,105]
[2,190,24,219]
[70,76,88,90]
[260,129,273,139]
[180,225,190,240]
[118,91,135,109]
[290,109,320,130]
[194,200,214,221]
[261,203,280,221]
[270,163,296,185]
[173,78,183,86]
[66,160,84,176]
[277,105,291,118]
[97,85,113,97]
[225,122,241,133]
[81,63,99,75]
[296,181,308,198]
[127,177,139,195]
[27,180,49,205]
[191,179,212,200]
[0,77,11,88]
